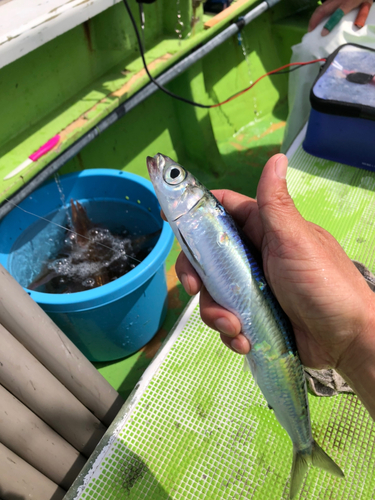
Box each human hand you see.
[174,154,375,374]
[308,0,373,36]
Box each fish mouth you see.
[146,156,157,177]
[147,154,166,180]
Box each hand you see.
[308,0,373,36]
[175,154,375,374]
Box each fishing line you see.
[122,0,326,108]
[4,198,143,265]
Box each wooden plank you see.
[0,264,123,427]
[0,384,86,490]
[204,0,251,29]
[0,0,124,70]
[0,322,106,457]
[0,442,65,500]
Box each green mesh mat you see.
[287,130,375,274]
[66,131,375,500]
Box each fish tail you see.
[290,447,309,499]
[290,441,344,499]
[311,441,344,477]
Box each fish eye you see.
[164,165,186,185]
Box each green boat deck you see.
[65,129,375,499]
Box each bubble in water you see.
[82,277,96,288]
[49,258,72,275]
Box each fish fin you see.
[290,448,309,499]
[311,441,344,478]
[290,442,344,499]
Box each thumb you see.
[256,154,303,237]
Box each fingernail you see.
[321,28,330,36]
[180,273,191,295]
[214,317,235,336]
[275,155,287,179]
[230,338,242,353]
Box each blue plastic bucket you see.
[0,170,174,362]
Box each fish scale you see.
[147,153,345,499]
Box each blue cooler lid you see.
[310,43,375,120]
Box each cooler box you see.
[303,43,375,171]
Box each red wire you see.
[209,58,327,108]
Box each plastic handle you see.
[29,135,60,161]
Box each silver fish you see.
[147,153,344,498]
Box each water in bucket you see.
[9,199,161,294]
